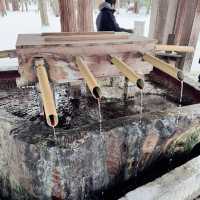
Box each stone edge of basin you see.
[119,155,200,200]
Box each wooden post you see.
[77,0,94,32]
[149,0,200,71]
[173,0,198,46]
[4,0,9,11]
[12,0,20,11]
[0,0,6,16]
[173,0,200,71]
[59,0,77,32]
[149,0,179,44]
[38,0,49,26]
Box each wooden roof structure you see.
[16,32,156,85]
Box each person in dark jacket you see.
[96,0,133,33]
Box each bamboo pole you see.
[35,59,58,127]
[75,56,101,99]
[110,56,144,89]
[143,53,184,81]
[155,45,194,53]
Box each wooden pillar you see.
[173,0,200,71]
[174,0,198,45]
[183,1,200,71]
[0,0,6,16]
[59,0,77,32]
[149,0,179,44]
[38,0,49,26]
[149,0,200,71]
[77,0,94,32]
[12,0,20,11]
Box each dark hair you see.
[105,0,116,5]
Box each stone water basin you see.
[0,70,200,200]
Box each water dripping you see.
[140,89,143,123]
[53,126,57,142]
[51,127,64,200]
[98,98,102,134]
[176,81,184,124]
[179,80,184,107]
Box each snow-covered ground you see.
[0,7,199,79]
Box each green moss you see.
[168,125,200,156]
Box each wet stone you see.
[0,78,200,199]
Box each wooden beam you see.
[44,34,129,42]
[0,49,17,58]
[41,31,115,36]
[16,34,156,85]
[155,45,194,53]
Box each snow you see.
[192,33,200,71]
[0,7,199,79]
[0,8,60,70]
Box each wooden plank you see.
[155,45,194,53]
[41,31,115,36]
[16,34,154,48]
[16,34,156,85]
[44,34,129,42]
[0,49,17,58]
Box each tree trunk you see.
[133,0,139,14]
[20,0,24,11]
[4,0,10,11]
[146,0,151,15]
[12,0,20,11]
[59,0,77,32]
[24,1,28,11]
[77,0,93,32]
[38,0,49,26]
[0,0,6,16]
[50,0,59,17]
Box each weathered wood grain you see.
[0,49,17,58]
[59,0,77,32]
[77,0,94,32]
[16,34,156,85]
[41,31,115,36]
[44,34,129,42]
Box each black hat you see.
[105,0,116,5]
